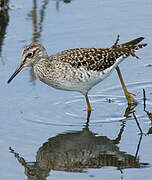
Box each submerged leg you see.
[85,94,92,121]
[115,66,138,104]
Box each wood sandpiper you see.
[7,35,147,118]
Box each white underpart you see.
[52,55,126,95]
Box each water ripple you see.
[23,81,152,127]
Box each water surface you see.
[0,0,152,179]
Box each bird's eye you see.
[27,52,33,58]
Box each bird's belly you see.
[40,68,113,95]
[35,62,115,95]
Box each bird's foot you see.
[125,90,138,105]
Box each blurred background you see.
[0,0,152,179]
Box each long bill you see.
[7,62,24,84]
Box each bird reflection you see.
[124,103,137,118]
[0,0,9,10]
[9,121,148,180]
[0,0,9,64]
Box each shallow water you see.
[0,0,152,179]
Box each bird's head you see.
[7,43,48,83]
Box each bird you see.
[7,35,147,119]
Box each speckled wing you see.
[57,48,114,71]
[54,37,147,71]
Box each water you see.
[0,0,152,179]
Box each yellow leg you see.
[115,66,138,105]
[85,95,92,112]
[85,95,92,121]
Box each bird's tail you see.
[112,35,147,59]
